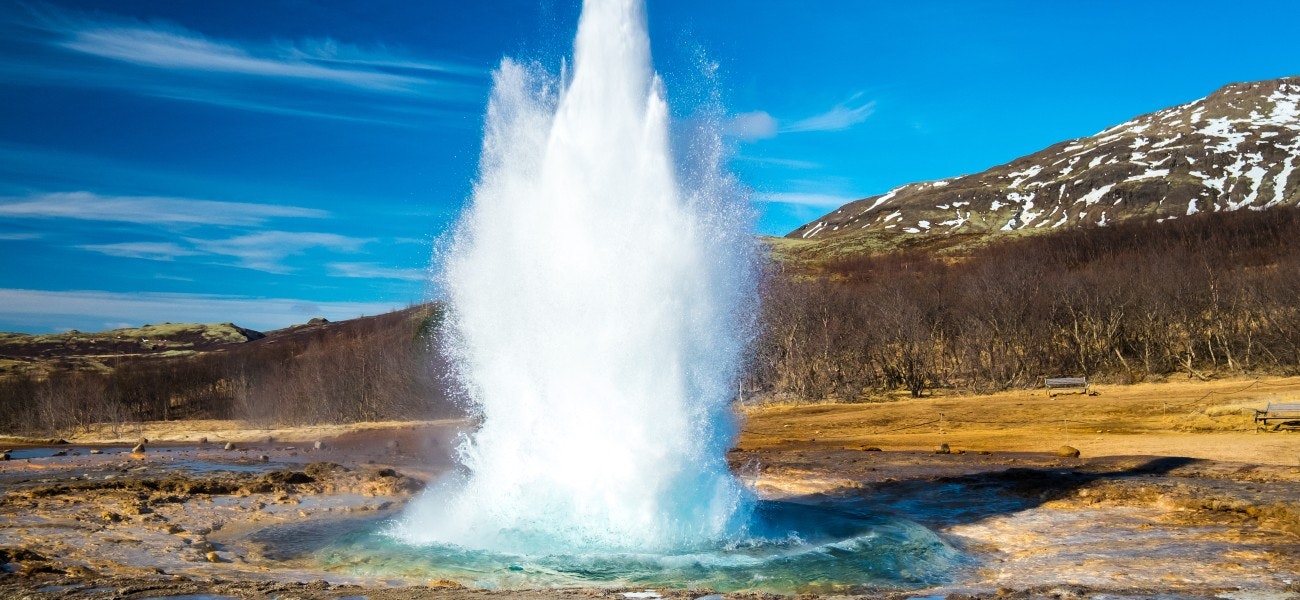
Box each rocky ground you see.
[1,378,1298,599]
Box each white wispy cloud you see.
[725,110,778,141]
[0,232,42,241]
[752,192,857,208]
[782,99,876,133]
[1,8,486,123]
[732,95,877,141]
[186,231,371,273]
[0,288,404,333]
[0,191,327,226]
[328,262,428,282]
[78,241,201,261]
[61,25,450,94]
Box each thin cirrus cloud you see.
[4,7,486,122]
[185,231,372,274]
[781,100,877,133]
[727,97,877,141]
[76,241,201,261]
[62,27,425,93]
[0,288,403,332]
[0,191,327,226]
[327,262,428,282]
[75,231,374,274]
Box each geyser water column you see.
[397,0,758,553]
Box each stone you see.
[313,440,324,450]
[0,452,8,461]
[89,449,102,454]
[198,437,208,445]
[259,455,269,463]
[132,443,146,454]
[224,442,236,451]
[205,551,223,563]
[137,437,149,446]
[860,446,883,452]
[935,443,951,454]
[51,450,67,457]
[1056,445,1081,458]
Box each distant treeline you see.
[4,209,1300,434]
[746,208,1300,400]
[0,306,460,435]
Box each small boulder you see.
[0,451,9,461]
[132,443,146,454]
[198,437,208,445]
[89,449,102,455]
[312,440,325,451]
[934,443,951,455]
[51,450,67,457]
[205,551,224,563]
[259,455,269,463]
[860,446,883,452]
[136,437,149,446]
[224,442,236,451]
[1056,445,1081,458]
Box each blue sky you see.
[1,1,1298,333]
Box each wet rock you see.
[304,462,347,479]
[1057,445,1081,458]
[52,450,67,457]
[0,548,48,564]
[0,451,8,461]
[428,579,466,589]
[259,470,315,489]
[224,442,236,451]
[361,467,425,496]
[89,449,102,455]
[132,443,146,454]
[935,443,951,454]
[312,440,324,450]
[258,455,269,463]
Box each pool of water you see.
[301,501,961,594]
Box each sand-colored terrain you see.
[0,376,1298,598]
[740,376,1300,465]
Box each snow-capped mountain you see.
[788,76,1300,241]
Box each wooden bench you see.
[1044,377,1089,397]
[1254,402,1300,431]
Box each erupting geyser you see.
[396,0,757,553]
[374,0,959,589]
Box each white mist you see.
[397,0,757,553]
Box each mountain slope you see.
[788,76,1300,246]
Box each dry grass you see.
[738,375,1300,465]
